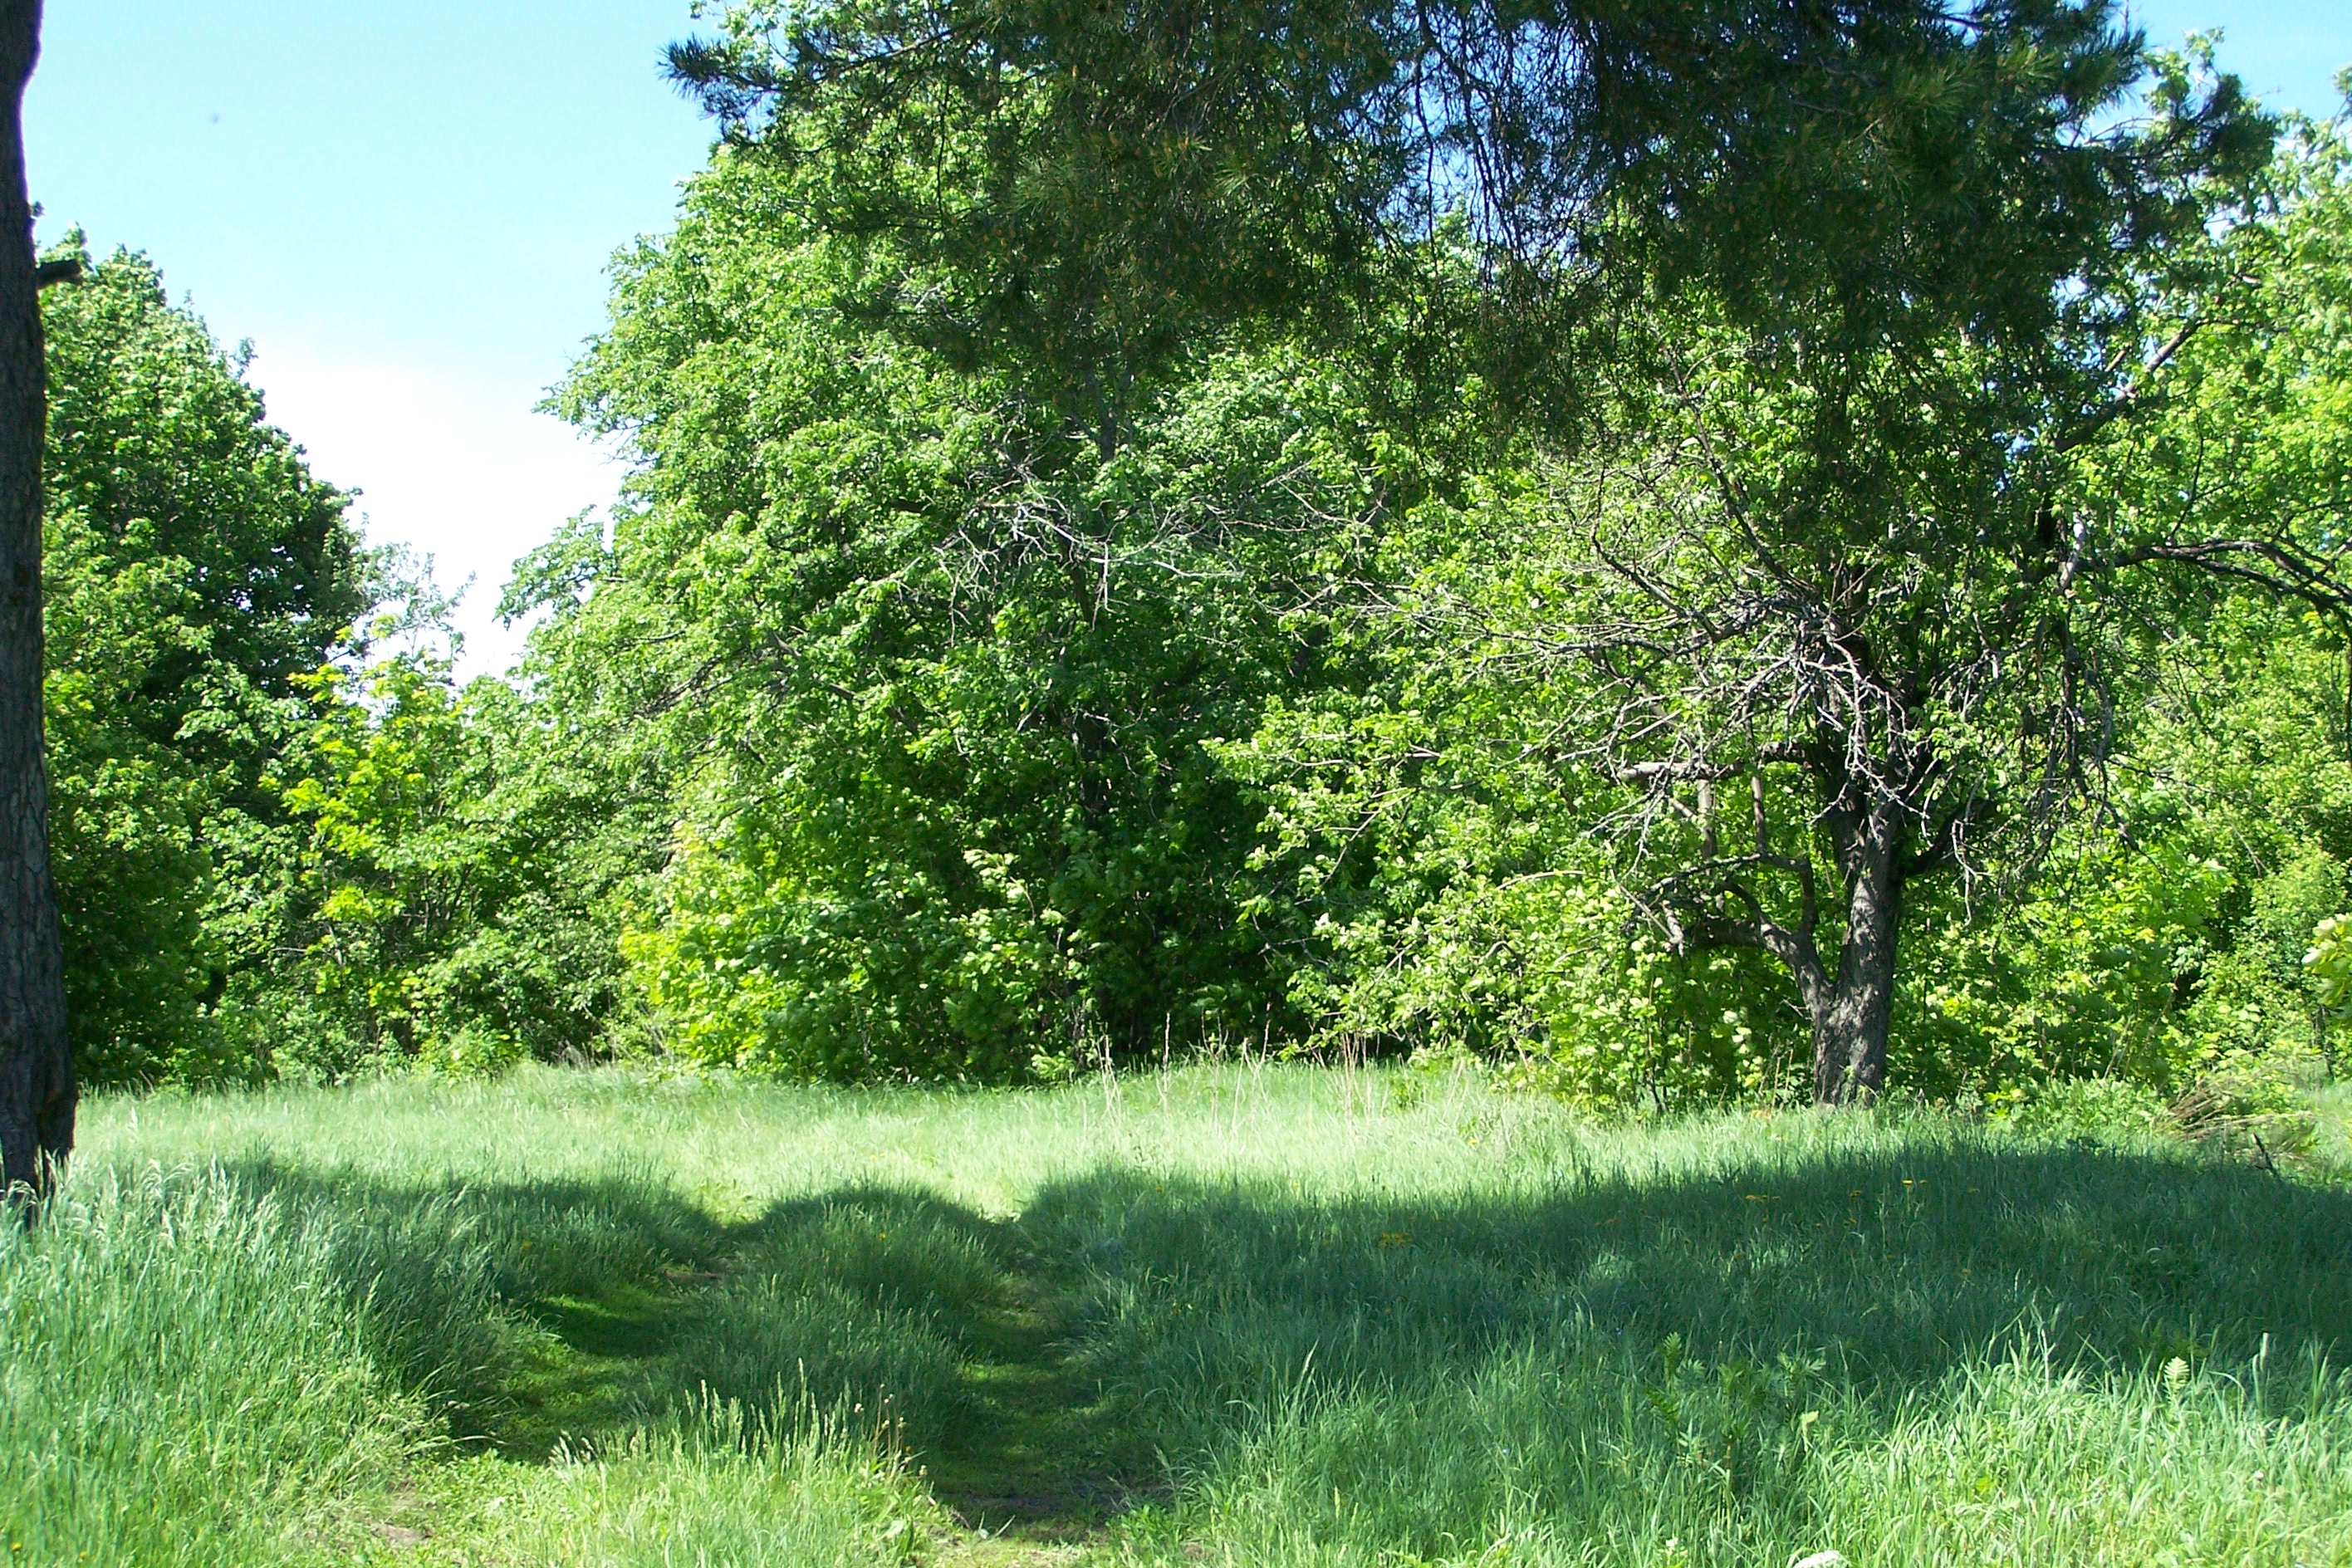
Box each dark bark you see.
[0,0,71,1200]
[1669,773,1906,1108]
[1811,796,1904,1106]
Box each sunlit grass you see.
[2310,1078,2352,1180]
[7,1063,2349,1565]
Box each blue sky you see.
[27,1,714,673]
[22,2,2352,674]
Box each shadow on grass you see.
[228,1129,2352,1536]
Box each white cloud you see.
[240,341,625,679]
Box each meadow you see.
[5,1062,2352,1566]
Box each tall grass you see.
[7,1064,2348,1564]
[386,1399,938,1568]
[0,1159,936,1566]
[1149,1342,2352,1566]
[0,1168,423,1565]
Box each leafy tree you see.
[544,154,1429,1076]
[257,647,651,1078]
[667,2,2287,1103]
[1956,109,2352,1092]
[12,0,2310,1112]
[1226,462,1815,1107]
[1934,595,2352,1093]
[40,247,368,1082]
[668,0,2271,457]
[1244,96,2352,1107]
[29,248,652,1086]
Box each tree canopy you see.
[27,7,2352,1116]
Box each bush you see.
[1992,1077,2173,1144]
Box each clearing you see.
[6,1063,2351,1566]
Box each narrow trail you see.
[922,1242,1145,1563]
[490,1205,1148,1563]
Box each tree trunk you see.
[0,0,71,1200]
[1812,796,1903,1106]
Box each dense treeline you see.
[42,249,368,1081]
[40,248,651,1082]
[39,5,2352,1110]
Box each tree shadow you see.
[1031,1135,2352,1397]
[223,1158,733,1451]
[226,1130,2352,1536]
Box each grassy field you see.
[6,1062,2352,1566]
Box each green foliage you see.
[1222,452,1825,1105]
[258,651,652,1079]
[1992,1076,2173,1142]
[674,0,2268,428]
[40,245,369,1084]
[1226,104,2352,1108]
[2308,913,2352,1018]
[541,153,1430,1077]
[31,243,658,1088]
[38,26,2352,1115]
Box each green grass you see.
[2311,1078,2352,1180]
[7,1063,2351,1566]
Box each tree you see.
[669,1,2252,433]
[669,1,2280,1103]
[0,0,67,1193]
[42,247,370,1084]
[1250,76,2352,1109]
[257,645,656,1078]
[547,159,1416,1075]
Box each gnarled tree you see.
[1390,91,2352,1103]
